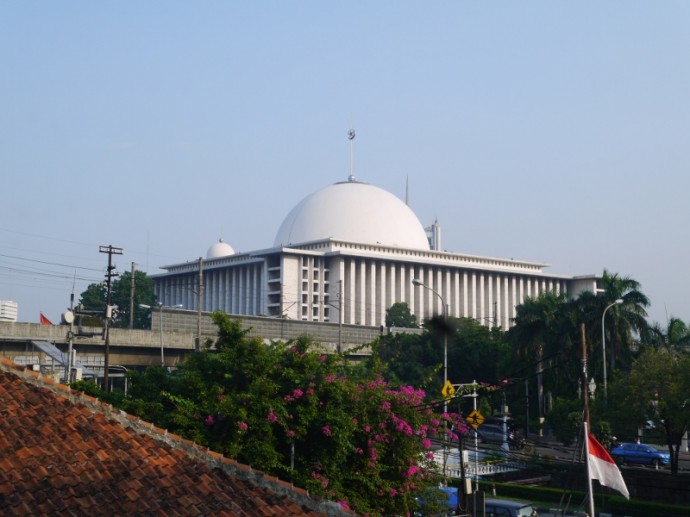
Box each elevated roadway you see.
[0,309,401,376]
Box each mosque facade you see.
[153,177,598,329]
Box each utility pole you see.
[338,279,343,353]
[100,245,123,393]
[64,292,76,384]
[196,257,203,352]
[129,262,136,329]
[581,322,595,517]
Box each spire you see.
[347,128,356,181]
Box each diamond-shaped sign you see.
[441,380,455,401]
[466,409,485,429]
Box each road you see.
[528,434,690,472]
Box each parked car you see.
[471,423,525,450]
[610,442,670,468]
[414,486,458,516]
[484,498,537,517]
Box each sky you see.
[1,2,688,326]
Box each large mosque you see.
[153,175,598,329]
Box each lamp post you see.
[412,278,449,480]
[601,298,623,405]
[140,303,182,367]
[412,279,448,409]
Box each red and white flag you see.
[39,312,53,325]
[588,433,630,499]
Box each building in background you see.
[154,176,598,329]
[0,300,18,322]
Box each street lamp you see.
[412,278,449,480]
[412,279,448,408]
[140,303,183,367]
[601,298,623,405]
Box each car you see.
[414,486,458,516]
[471,423,525,450]
[484,498,538,517]
[610,442,670,468]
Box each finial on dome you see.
[206,238,235,259]
[348,128,356,182]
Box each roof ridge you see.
[0,357,353,516]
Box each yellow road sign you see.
[466,409,485,429]
[441,380,455,401]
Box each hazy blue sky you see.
[1,2,688,325]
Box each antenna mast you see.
[347,129,356,181]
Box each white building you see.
[154,176,598,329]
[0,300,18,322]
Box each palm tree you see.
[599,270,650,371]
[642,317,690,351]
[509,291,571,424]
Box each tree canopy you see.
[107,312,466,515]
[74,265,690,509]
[385,302,417,328]
[78,270,156,329]
[614,348,690,474]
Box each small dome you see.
[274,179,430,250]
[206,239,235,259]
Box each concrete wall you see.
[0,312,421,369]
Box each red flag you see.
[588,433,630,499]
[39,312,53,325]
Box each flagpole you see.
[581,323,596,517]
[584,421,595,517]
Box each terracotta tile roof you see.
[0,359,352,516]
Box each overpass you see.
[0,309,416,385]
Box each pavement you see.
[528,433,690,470]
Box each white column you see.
[470,272,477,319]
[379,262,387,327]
[487,274,494,326]
[368,260,377,326]
[502,276,510,328]
[479,274,486,323]
[346,259,356,325]
[453,270,460,319]
[414,267,425,319]
[444,269,452,317]
[462,271,468,317]
[506,276,517,330]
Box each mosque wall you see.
[155,248,579,331]
[154,179,595,332]
[297,253,572,329]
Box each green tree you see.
[378,317,512,418]
[77,283,107,327]
[642,317,690,351]
[110,270,156,329]
[78,270,156,329]
[598,270,650,371]
[508,291,572,423]
[114,312,466,515]
[385,302,417,328]
[621,348,690,474]
[376,330,440,393]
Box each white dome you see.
[274,179,430,250]
[206,239,235,259]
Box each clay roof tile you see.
[0,366,351,516]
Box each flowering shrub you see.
[122,312,467,516]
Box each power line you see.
[0,252,102,272]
